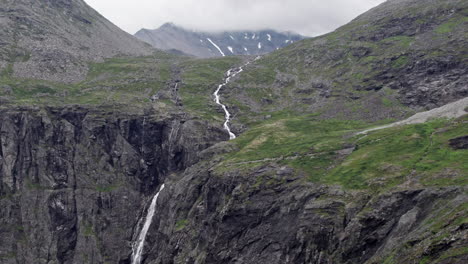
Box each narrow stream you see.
[214,58,259,140]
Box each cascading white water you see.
[131,184,166,264]
[213,58,260,140]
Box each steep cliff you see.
[0,106,227,263]
[0,0,467,263]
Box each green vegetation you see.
[179,56,242,120]
[219,114,468,191]
[327,117,467,189]
[95,183,121,193]
[392,56,409,69]
[0,53,178,110]
[0,52,244,118]
[82,222,96,237]
[435,15,468,34]
[175,219,189,231]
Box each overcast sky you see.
[84,0,386,37]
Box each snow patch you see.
[267,34,272,41]
[230,35,235,40]
[207,38,225,57]
[199,39,203,43]
[244,47,248,51]
[285,40,290,43]
[258,42,262,49]
[227,46,234,54]
[252,33,256,39]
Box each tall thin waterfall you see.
[131,184,166,264]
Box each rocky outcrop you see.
[0,0,153,83]
[0,106,227,263]
[135,159,467,264]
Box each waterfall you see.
[131,184,166,264]
[213,58,258,140]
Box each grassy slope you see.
[1,53,171,108]
[219,114,467,191]
[179,56,243,120]
[214,113,467,264]
[0,51,243,119]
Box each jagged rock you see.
[0,106,227,263]
[449,135,468,150]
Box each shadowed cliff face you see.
[0,106,227,263]
[135,157,467,264]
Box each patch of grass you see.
[175,219,189,231]
[219,112,467,191]
[392,56,409,69]
[83,222,96,237]
[381,36,414,48]
[435,16,468,34]
[381,98,394,107]
[179,56,242,120]
[96,183,120,193]
[227,116,366,163]
[436,247,468,262]
[326,117,467,189]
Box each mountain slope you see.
[0,0,467,263]
[0,0,153,83]
[135,23,305,58]
[220,0,467,128]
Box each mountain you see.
[134,22,305,58]
[0,0,153,83]
[221,0,468,127]
[0,0,467,264]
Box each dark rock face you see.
[449,135,468,150]
[135,23,306,58]
[0,106,227,263]
[138,161,467,264]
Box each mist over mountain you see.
[135,23,305,57]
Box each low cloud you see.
[85,0,386,36]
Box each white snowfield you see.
[267,34,272,41]
[207,38,225,56]
[228,46,234,54]
[358,97,468,134]
[258,42,262,49]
